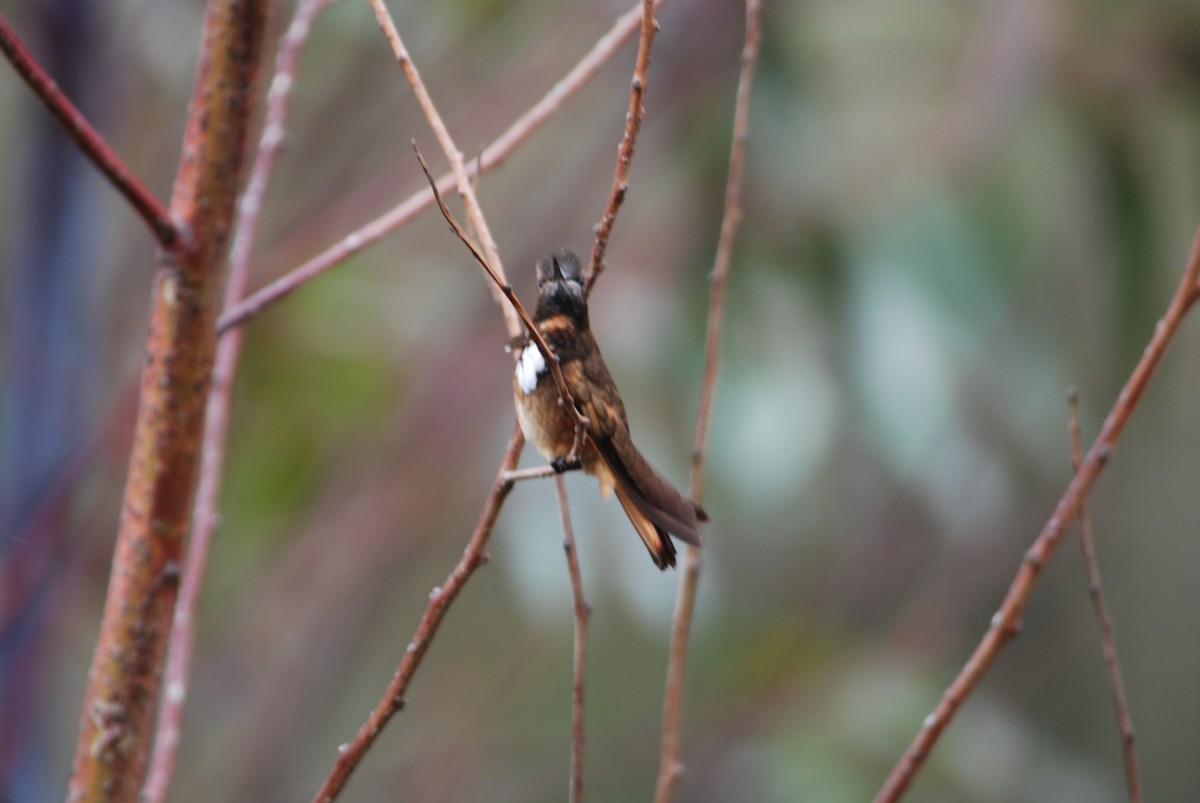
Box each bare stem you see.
[653,1,760,800]
[311,423,525,803]
[368,0,519,339]
[585,0,657,292]
[66,1,269,800]
[874,228,1200,802]
[140,2,333,800]
[1067,390,1142,803]
[0,14,179,249]
[503,462,582,483]
[412,145,591,445]
[217,0,670,334]
[555,475,590,803]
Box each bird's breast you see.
[513,344,576,462]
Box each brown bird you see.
[513,250,705,569]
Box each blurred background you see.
[3,0,1200,800]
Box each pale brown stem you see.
[0,15,179,249]
[503,462,583,483]
[875,229,1200,802]
[413,145,592,439]
[66,1,269,800]
[653,1,760,800]
[585,0,656,292]
[217,0,670,334]
[311,424,525,803]
[1067,391,1142,803]
[555,475,590,803]
[140,2,333,800]
[368,0,519,339]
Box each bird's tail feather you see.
[614,484,677,570]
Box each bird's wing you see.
[563,353,703,546]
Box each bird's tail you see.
[614,484,678,570]
[592,443,705,570]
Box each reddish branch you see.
[555,475,590,803]
[875,229,1200,802]
[585,0,657,292]
[312,424,525,803]
[140,2,333,800]
[0,15,179,249]
[217,0,672,335]
[1067,391,1142,802]
[653,1,760,800]
[66,1,268,801]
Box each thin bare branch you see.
[368,0,519,338]
[217,0,669,334]
[1067,390,1142,803]
[503,461,582,484]
[141,2,334,799]
[653,1,760,799]
[875,228,1200,802]
[66,1,269,799]
[0,14,179,249]
[585,0,657,292]
[412,144,592,440]
[311,423,525,803]
[555,475,589,803]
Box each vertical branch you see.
[0,15,179,248]
[312,424,525,803]
[1067,391,1142,803]
[555,475,590,803]
[66,1,269,801]
[653,1,760,800]
[585,0,657,292]
[367,0,520,340]
[140,2,334,800]
[875,230,1200,802]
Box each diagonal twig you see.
[216,0,670,334]
[312,423,525,803]
[379,0,589,433]
[875,228,1200,802]
[367,0,519,339]
[140,2,336,800]
[1067,389,1142,803]
[653,1,760,799]
[0,14,180,249]
[585,0,657,292]
[412,144,590,439]
[555,474,590,803]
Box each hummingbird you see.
[512,250,705,569]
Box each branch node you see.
[1022,548,1043,572]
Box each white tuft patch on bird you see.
[516,343,547,394]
